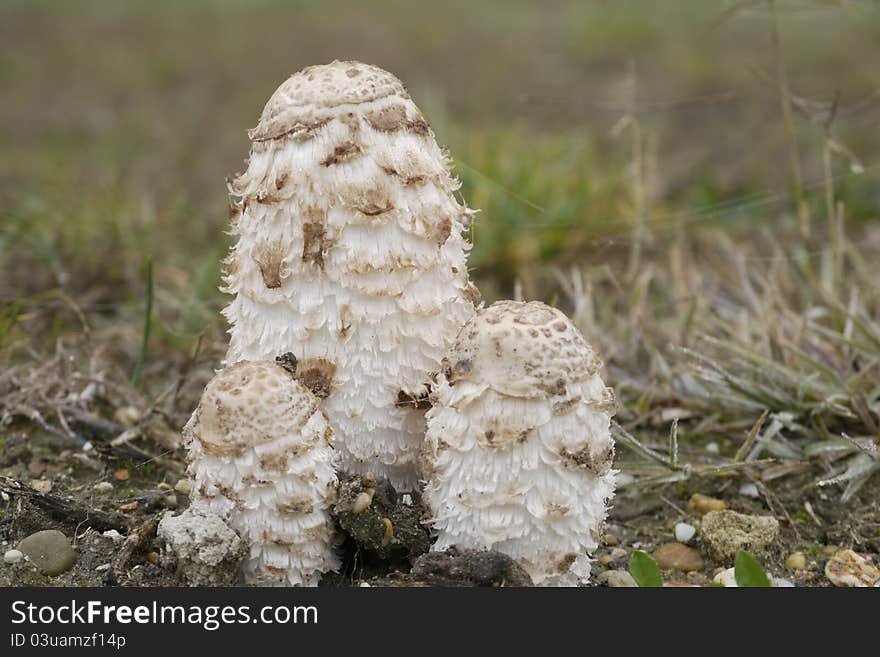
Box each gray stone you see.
[17,530,77,576]
[700,510,780,562]
[595,569,638,587]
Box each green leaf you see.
[734,550,771,587]
[628,550,663,588]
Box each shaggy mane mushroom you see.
[184,360,338,586]
[421,301,617,586]
[222,61,479,490]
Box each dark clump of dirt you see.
[331,473,431,574]
[406,547,533,587]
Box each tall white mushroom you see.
[222,61,479,490]
[184,360,338,586]
[421,301,616,586]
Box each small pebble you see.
[687,493,726,516]
[119,501,139,511]
[825,549,880,587]
[174,479,191,495]
[113,469,130,482]
[705,442,720,454]
[713,567,795,588]
[738,483,760,498]
[652,542,705,572]
[93,482,114,495]
[598,555,614,566]
[713,567,738,587]
[686,571,709,586]
[771,577,795,587]
[27,458,46,478]
[674,522,696,544]
[601,533,620,547]
[102,530,124,544]
[3,549,23,565]
[595,570,637,587]
[610,547,628,562]
[17,530,77,576]
[113,406,141,427]
[147,552,160,565]
[31,479,53,493]
[785,552,807,571]
[163,494,178,509]
[157,482,172,491]
[95,563,110,572]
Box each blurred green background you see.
[1,0,879,348]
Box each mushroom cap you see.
[442,300,602,399]
[186,360,319,456]
[250,60,409,141]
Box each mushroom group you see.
[180,61,616,587]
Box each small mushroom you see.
[222,61,479,490]
[421,301,617,586]
[183,361,338,586]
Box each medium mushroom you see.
[421,301,617,586]
[184,360,338,586]
[222,61,479,490]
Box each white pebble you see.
[739,483,760,498]
[93,482,114,494]
[610,547,628,562]
[713,567,737,587]
[714,566,795,588]
[674,522,696,544]
[31,480,53,493]
[102,530,125,544]
[3,549,23,565]
[94,563,111,572]
[770,577,795,588]
[706,442,720,454]
[402,494,413,506]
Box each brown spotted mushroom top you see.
[184,360,320,458]
[442,300,603,399]
[249,60,411,141]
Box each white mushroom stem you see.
[184,360,338,586]
[422,301,616,586]
[222,61,478,490]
